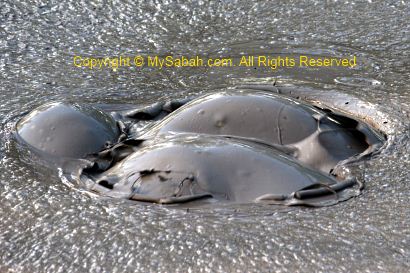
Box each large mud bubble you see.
[15,89,385,206]
[144,91,382,173]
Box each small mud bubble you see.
[16,102,119,158]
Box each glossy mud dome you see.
[16,102,119,158]
[15,90,382,206]
[1,1,409,272]
[84,136,348,206]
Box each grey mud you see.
[15,88,385,207]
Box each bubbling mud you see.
[81,135,355,206]
[142,91,381,173]
[16,102,120,159]
[15,89,384,206]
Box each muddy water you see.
[1,1,409,272]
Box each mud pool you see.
[0,1,409,272]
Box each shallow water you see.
[1,0,409,272]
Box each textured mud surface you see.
[1,0,409,272]
[16,90,382,206]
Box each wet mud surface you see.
[1,1,409,272]
[15,90,383,206]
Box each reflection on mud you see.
[0,0,409,272]
[16,91,384,207]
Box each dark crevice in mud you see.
[98,180,114,189]
[294,179,356,199]
[316,110,379,152]
[84,138,146,174]
[319,110,360,129]
[124,98,191,121]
